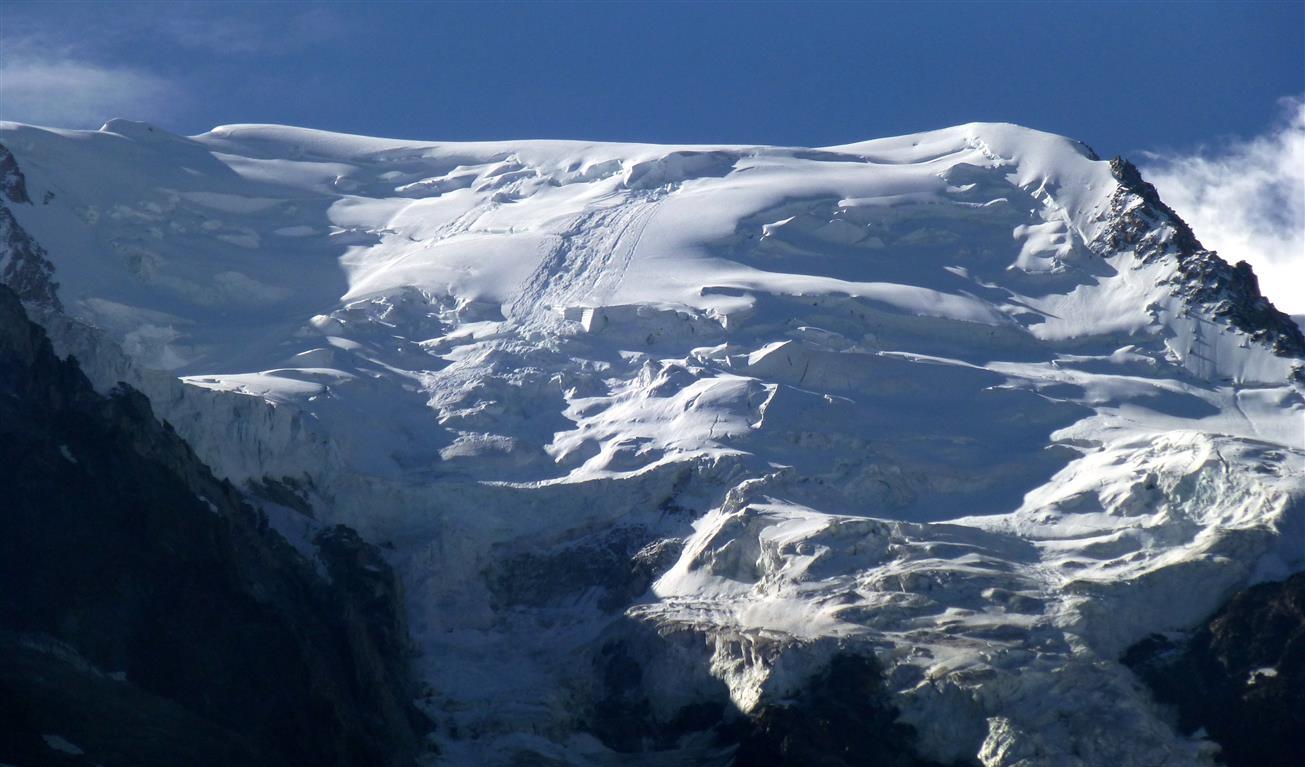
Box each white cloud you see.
[1140,96,1305,316]
[0,54,179,129]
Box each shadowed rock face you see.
[0,285,429,766]
[583,630,961,767]
[731,653,961,767]
[1123,572,1305,767]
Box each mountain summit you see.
[1,119,1301,766]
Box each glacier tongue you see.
[1,118,1302,765]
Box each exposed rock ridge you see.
[0,143,61,311]
[1102,156,1305,359]
[0,144,30,204]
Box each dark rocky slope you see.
[731,653,961,767]
[1123,572,1305,767]
[586,621,964,766]
[0,285,429,766]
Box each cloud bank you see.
[1140,96,1305,316]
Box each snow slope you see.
[1,117,1302,766]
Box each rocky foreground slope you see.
[0,118,1301,765]
[0,285,430,765]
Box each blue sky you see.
[0,1,1300,156]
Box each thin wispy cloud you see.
[0,4,344,130]
[1140,96,1305,316]
[0,53,180,128]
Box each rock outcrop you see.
[1124,572,1305,767]
[0,285,429,766]
[732,652,959,767]
[0,145,61,311]
[1103,156,1305,358]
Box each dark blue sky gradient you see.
[2,1,1302,157]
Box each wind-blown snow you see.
[1,117,1301,766]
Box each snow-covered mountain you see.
[1,118,1301,766]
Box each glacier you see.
[1,117,1302,765]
